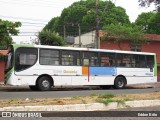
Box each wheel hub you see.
[118,80,124,87]
[42,80,49,88]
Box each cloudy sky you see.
[0,0,155,43]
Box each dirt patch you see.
[1,91,160,107]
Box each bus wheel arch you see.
[36,74,54,91]
[114,75,127,89]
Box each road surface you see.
[0,85,159,99]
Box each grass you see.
[72,96,81,100]
[90,93,97,97]
[97,99,125,106]
[98,94,116,99]
[0,91,160,107]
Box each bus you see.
[5,44,157,91]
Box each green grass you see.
[90,93,98,97]
[97,99,125,106]
[98,94,116,99]
[72,96,81,100]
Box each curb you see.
[0,100,160,111]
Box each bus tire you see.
[37,76,52,91]
[114,76,126,89]
[29,85,39,91]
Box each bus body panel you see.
[6,66,157,86]
[116,68,155,84]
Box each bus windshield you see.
[5,45,14,73]
[6,50,13,71]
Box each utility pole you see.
[78,23,81,47]
[95,0,100,49]
[63,24,66,41]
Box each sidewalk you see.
[0,81,160,111]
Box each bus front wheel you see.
[37,76,52,91]
[114,76,126,89]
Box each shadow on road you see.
[0,85,155,92]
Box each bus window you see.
[116,54,132,67]
[116,54,123,67]
[62,50,80,66]
[122,54,131,67]
[82,52,99,66]
[133,55,146,68]
[100,53,115,67]
[90,53,99,66]
[146,55,154,68]
[40,49,59,65]
[15,48,38,71]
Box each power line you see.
[0,0,114,9]
[2,0,73,5]
[5,0,55,5]
[0,0,58,8]
[0,15,48,23]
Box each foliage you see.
[0,19,21,49]
[44,0,130,36]
[147,12,160,34]
[135,12,156,32]
[102,24,147,43]
[38,30,65,46]
[44,17,60,31]
[135,11,160,34]
[138,0,160,11]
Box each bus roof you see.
[34,45,156,55]
[10,44,155,55]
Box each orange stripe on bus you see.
[82,66,90,82]
[82,66,88,75]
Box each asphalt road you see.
[0,85,160,99]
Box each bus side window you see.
[40,49,60,66]
[100,52,115,67]
[61,50,80,66]
[82,52,98,66]
[146,55,154,68]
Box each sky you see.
[0,0,155,44]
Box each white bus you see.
[5,44,157,91]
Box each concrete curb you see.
[0,100,160,111]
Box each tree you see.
[38,30,65,46]
[135,11,160,34]
[135,12,156,32]
[102,24,147,49]
[44,17,60,31]
[147,12,160,34]
[0,19,21,49]
[44,0,130,37]
[139,0,160,11]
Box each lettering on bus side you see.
[63,70,77,74]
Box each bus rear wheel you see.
[114,76,126,89]
[37,76,52,91]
